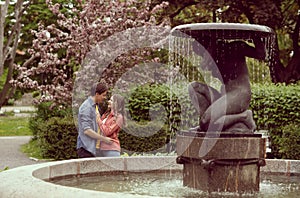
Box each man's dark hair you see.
[90,82,108,96]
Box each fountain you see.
[171,23,275,193]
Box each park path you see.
[0,105,45,170]
[0,136,43,170]
[0,106,36,113]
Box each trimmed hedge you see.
[275,123,300,160]
[29,102,72,140]
[250,83,300,130]
[127,83,199,130]
[29,102,76,160]
[119,122,170,154]
[250,83,300,159]
[37,116,77,160]
[122,84,183,153]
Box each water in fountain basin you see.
[51,171,300,197]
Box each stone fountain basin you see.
[0,156,299,198]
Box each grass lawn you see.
[0,114,43,159]
[21,139,44,159]
[0,115,32,136]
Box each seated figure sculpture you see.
[188,35,266,132]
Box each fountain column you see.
[176,131,266,193]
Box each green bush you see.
[119,122,170,154]
[268,123,300,159]
[250,83,300,130]
[29,102,72,139]
[122,83,200,153]
[127,84,181,144]
[37,116,77,160]
[250,83,300,159]
[127,83,198,130]
[128,84,179,122]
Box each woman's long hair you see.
[112,94,126,126]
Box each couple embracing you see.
[76,82,125,158]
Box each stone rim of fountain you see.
[0,156,299,198]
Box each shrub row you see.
[119,122,170,154]
[250,83,300,129]
[270,123,300,159]
[250,83,300,159]
[29,102,77,160]
[37,116,77,160]
[29,102,73,139]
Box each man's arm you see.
[80,106,112,143]
[84,129,113,143]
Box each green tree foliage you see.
[0,0,79,107]
[157,0,300,84]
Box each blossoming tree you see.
[12,0,170,107]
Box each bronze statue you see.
[189,36,266,132]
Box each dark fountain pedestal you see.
[176,131,266,193]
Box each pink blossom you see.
[14,0,171,107]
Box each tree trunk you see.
[0,59,14,107]
[270,9,300,84]
[0,0,10,76]
[0,0,24,107]
[281,50,300,83]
